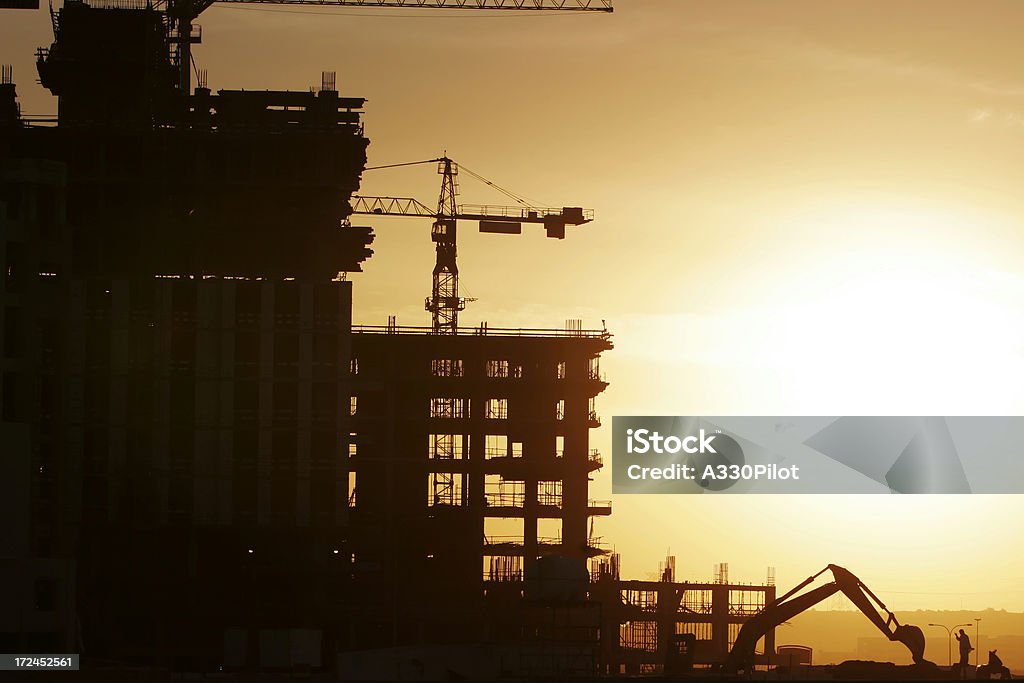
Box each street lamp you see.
[927,623,971,668]
[974,618,982,667]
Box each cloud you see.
[969,106,1024,128]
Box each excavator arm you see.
[725,564,927,674]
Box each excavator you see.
[724,564,929,675]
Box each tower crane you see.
[159,0,613,95]
[350,155,593,334]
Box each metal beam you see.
[351,195,435,217]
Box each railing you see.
[588,449,603,467]
[353,323,611,339]
[457,204,595,222]
[588,499,612,510]
[484,492,525,508]
[484,535,524,547]
[88,0,153,9]
[483,536,608,552]
[484,535,562,547]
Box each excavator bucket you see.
[893,624,927,664]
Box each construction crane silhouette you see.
[351,156,593,334]
[161,0,613,94]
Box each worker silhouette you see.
[980,650,1011,680]
[954,629,973,676]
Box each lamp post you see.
[974,618,982,667]
[927,623,971,668]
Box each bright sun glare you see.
[617,198,1024,415]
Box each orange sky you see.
[5,0,1024,611]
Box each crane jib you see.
[207,0,612,10]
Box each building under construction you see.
[591,558,778,675]
[1,0,780,677]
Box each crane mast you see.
[429,157,463,334]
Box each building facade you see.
[1,0,374,667]
[347,326,611,626]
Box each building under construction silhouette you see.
[0,1,781,677]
